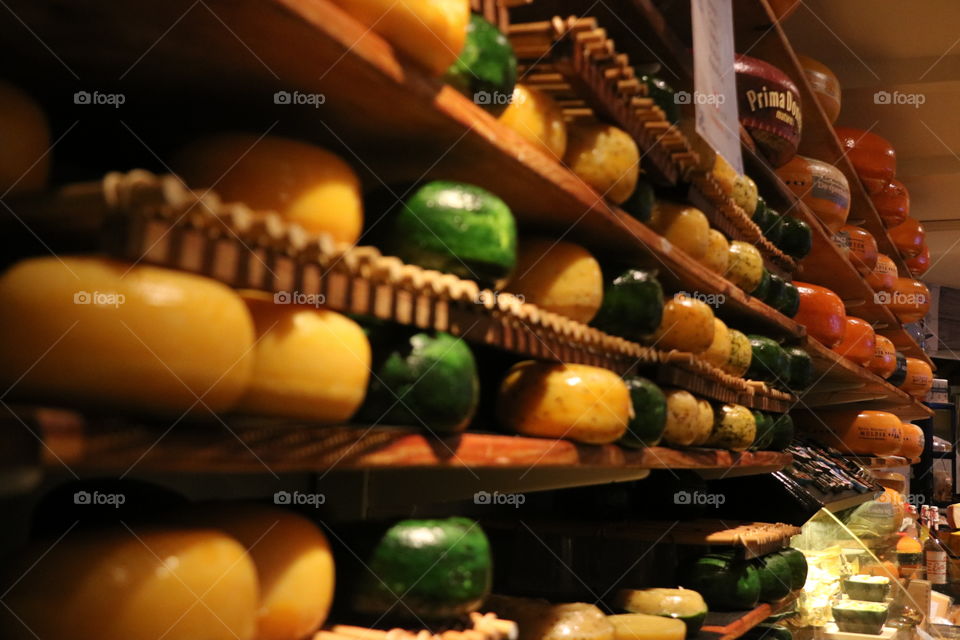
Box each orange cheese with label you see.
[831,316,875,366]
[866,253,898,293]
[885,278,930,324]
[868,334,897,379]
[799,409,903,456]
[906,245,930,277]
[797,55,841,123]
[840,224,878,275]
[793,281,846,348]
[899,357,933,400]
[898,422,924,462]
[775,155,850,232]
[888,216,926,259]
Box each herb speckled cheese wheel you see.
[178,504,335,640]
[237,295,371,422]
[2,527,259,640]
[700,229,730,275]
[563,121,639,204]
[704,403,756,451]
[175,134,363,244]
[0,257,254,415]
[498,84,567,159]
[723,329,753,377]
[507,238,603,324]
[497,361,630,444]
[329,0,469,75]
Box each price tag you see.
[691,0,743,175]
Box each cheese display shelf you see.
[28,408,793,479]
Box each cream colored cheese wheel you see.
[507,238,603,324]
[563,121,640,204]
[3,527,259,640]
[174,134,364,244]
[499,84,568,160]
[237,295,371,422]
[0,80,50,194]
[0,257,254,415]
[180,504,335,640]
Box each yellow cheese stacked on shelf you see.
[507,238,603,324]
[608,614,686,640]
[174,134,364,244]
[0,80,50,194]
[499,84,568,160]
[563,120,640,204]
[237,294,371,422]
[0,257,254,415]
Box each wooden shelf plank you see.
[699,594,798,640]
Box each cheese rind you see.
[608,613,686,640]
[499,84,567,159]
[508,238,603,324]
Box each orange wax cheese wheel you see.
[889,216,926,259]
[885,278,931,324]
[840,224,878,275]
[835,127,896,190]
[507,238,603,324]
[498,84,567,160]
[866,253,898,293]
[2,527,259,640]
[797,55,841,123]
[237,296,371,422]
[906,245,930,277]
[497,361,630,444]
[0,257,254,415]
[0,80,51,194]
[775,155,850,232]
[868,334,897,379]
[900,357,933,400]
[179,505,335,640]
[871,179,910,228]
[831,316,876,366]
[800,409,903,456]
[793,281,846,348]
[899,422,924,461]
[329,0,469,75]
[174,134,364,244]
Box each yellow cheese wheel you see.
[180,504,334,640]
[653,295,716,353]
[3,527,259,640]
[733,174,759,215]
[723,329,752,378]
[0,257,254,415]
[701,318,732,370]
[798,410,903,456]
[661,389,713,447]
[508,238,603,324]
[899,357,933,400]
[497,361,630,444]
[711,154,738,197]
[237,295,370,422]
[329,0,469,75]
[649,202,710,261]
[499,84,567,160]
[563,121,640,204]
[699,229,730,275]
[693,398,715,446]
[0,80,50,194]
[608,614,686,640]
[174,134,363,244]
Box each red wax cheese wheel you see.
[906,245,930,277]
[886,278,930,324]
[899,422,925,462]
[831,316,876,366]
[775,155,850,232]
[793,281,846,348]
[900,357,933,399]
[888,216,926,259]
[799,410,903,456]
[735,54,802,167]
[868,335,897,379]
[871,179,910,227]
[840,224,878,275]
[835,127,896,192]
[866,254,898,293]
[797,54,841,123]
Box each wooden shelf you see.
[844,455,911,470]
[699,594,798,640]
[28,408,792,480]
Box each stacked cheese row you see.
[797,410,925,461]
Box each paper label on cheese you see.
[811,173,849,208]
